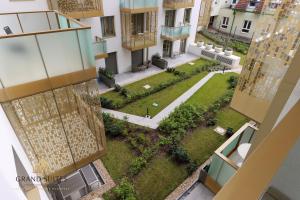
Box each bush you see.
[166,67,175,73]
[120,88,129,97]
[113,178,136,200]
[228,75,238,89]
[115,84,122,92]
[186,161,198,175]
[206,117,217,127]
[129,157,147,176]
[99,68,115,80]
[169,144,190,164]
[100,96,115,109]
[102,113,125,137]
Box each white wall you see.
[0,105,49,200]
[0,0,49,12]
[212,8,259,39]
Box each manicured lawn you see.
[216,107,249,132]
[119,71,208,117]
[196,33,247,65]
[185,73,236,108]
[133,155,188,200]
[102,139,135,182]
[182,128,225,165]
[101,58,213,106]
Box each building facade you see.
[47,0,202,74]
[208,0,281,42]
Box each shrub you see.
[113,178,136,200]
[129,157,147,176]
[99,68,115,80]
[228,75,238,89]
[114,84,122,92]
[169,144,190,164]
[166,67,175,73]
[186,161,198,175]
[206,117,217,127]
[102,113,125,137]
[120,88,129,97]
[100,96,115,109]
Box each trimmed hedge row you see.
[100,62,220,109]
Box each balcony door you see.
[132,13,144,35]
[163,40,173,57]
[180,39,187,54]
[132,49,144,69]
[105,52,118,74]
[165,10,176,27]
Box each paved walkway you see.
[102,68,241,129]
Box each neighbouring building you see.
[208,0,282,42]
[0,10,107,200]
[46,0,202,74]
[199,0,300,199]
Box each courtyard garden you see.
[96,61,249,200]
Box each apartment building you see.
[46,0,202,74]
[199,0,300,199]
[208,0,281,42]
[0,9,107,200]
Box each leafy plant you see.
[115,84,122,92]
[99,68,115,80]
[186,161,198,175]
[129,157,147,176]
[168,144,190,164]
[227,75,238,89]
[166,67,175,73]
[113,178,136,200]
[102,113,125,137]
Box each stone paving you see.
[81,160,116,200]
[102,68,242,129]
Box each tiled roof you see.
[235,0,250,10]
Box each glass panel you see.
[77,29,96,69]
[70,21,81,29]
[120,0,158,9]
[47,12,59,30]
[0,36,47,87]
[37,31,83,77]
[216,161,236,186]
[161,25,191,39]
[93,40,107,55]
[58,14,69,29]
[208,154,224,180]
[222,135,240,156]
[0,14,22,36]
[240,127,255,144]
[18,13,50,33]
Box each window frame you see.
[241,20,252,33]
[221,16,229,29]
[101,16,116,38]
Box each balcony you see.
[203,123,257,193]
[48,0,104,18]
[161,25,190,41]
[120,0,158,13]
[94,36,108,59]
[163,0,194,9]
[122,32,157,51]
[0,11,106,179]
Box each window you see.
[221,17,229,29]
[184,8,192,24]
[242,20,252,33]
[101,16,115,37]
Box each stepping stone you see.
[214,126,226,136]
[152,103,158,107]
[143,84,151,89]
[189,62,195,65]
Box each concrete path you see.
[102,68,241,129]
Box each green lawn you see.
[182,128,225,165]
[133,155,188,200]
[101,58,213,107]
[119,71,208,117]
[216,107,249,132]
[102,139,135,182]
[185,73,236,109]
[196,33,247,65]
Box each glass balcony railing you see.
[94,37,107,59]
[161,25,191,41]
[120,0,158,10]
[206,124,257,188]
[163,0,194,9]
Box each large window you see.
[242,20,252,33]
[221,16,229,29]
[101,16,115,37]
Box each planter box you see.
[225,50,233,56]
[215,47,223,53]
[197,41,204,47]
[99,74,115,88]
[205,44,213,50]
[152,55,168,69]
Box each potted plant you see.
[215,45,223,53]
[205,43,213,50]
[225,47,233,56]
[98,68,116,88]
[197,40,205,47]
